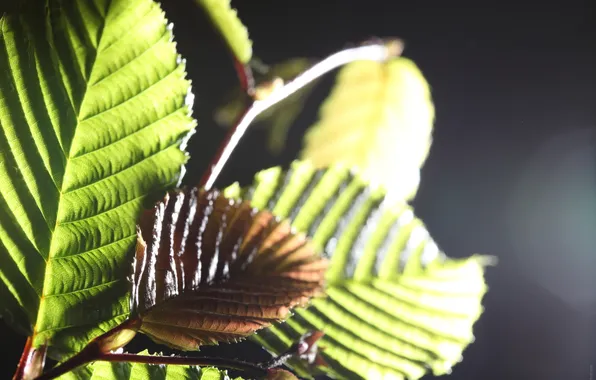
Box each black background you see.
[1,0,595,379]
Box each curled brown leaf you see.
[131,188,327,350]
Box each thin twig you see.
[233,58,256,95]
[260,330,326,369]
[199,40,404,190]
[35,346,271,380]
[101,353,268,377]
[34,344,101,380]
[35,327,325,380]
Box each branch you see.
[199,39,404,190]
[34,329,325,380]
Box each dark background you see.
[1,0,595,379]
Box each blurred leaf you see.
[214,58,317,154]
[131,188,327,351]
[0,0,195,357]
[195,0,252,63]
[301,58,435,202]
[226,161,492,379]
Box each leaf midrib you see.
[33,0,111,339]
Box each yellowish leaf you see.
[196,0,252,63]
[301,58,435,202]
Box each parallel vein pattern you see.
[0,0,195,356]
[132,189,326,351]
[224,161,491,380]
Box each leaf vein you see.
[43,278,122,299]
[58,193,145,225]
[53,233,136,260]
[90,29,169,87]
[35,311,129,335]
[96,2,156,54]
[70,106,185,160]
[63,138,182,195]
[77,66,182,124]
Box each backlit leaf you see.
[195,0,252,63]
[0,0,195,358]
[131,188,327,351]
[300,58,435,202]
[226,161,492,380]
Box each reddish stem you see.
[234,58,255,96]
[198,41,400,191]
[34,343,101,380]
[34,328,324,380]
[13,336,32,380]
[199,56,254,191]
[198,105,252,190]
[13,336,47,380]
[34,318,141,380]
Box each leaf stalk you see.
[199,40,403,190]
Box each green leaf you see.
[300,58,435,202]
[0,0,195,358]
[225,161,492,380]
[195,0,252,63]
[56,351,240,380]
[214,58,316,154]
[132,188,326,350]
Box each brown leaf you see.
[131,188,327,350]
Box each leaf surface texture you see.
[131,188,327,351]
[0,0,195,356]
[225,161,491,380]
[300,58,435,202]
